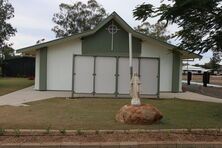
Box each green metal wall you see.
[39,47,47,91]
[82,20,141,56]
[172,51,181,92]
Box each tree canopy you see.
[133,0,222,54]
[203,52,221,72]
[52,0,108,38]
[0,0,16,49]
[134,22,172,42]
[0,46,14,59]
[0,0,16,67]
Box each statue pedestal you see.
[116,73,163,125]
[131,98,141,106]
[116,104,163,125]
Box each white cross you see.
[106,22,120,51]
[108,24,119,34]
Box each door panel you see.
[95,57,116,94]
[74,56,94,93]
[118,58,138,94]
[140,59,158,95]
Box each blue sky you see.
[9,0,213,65]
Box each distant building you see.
[183,65,211,74]
[2,56,35,77]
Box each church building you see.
[17,12,200,98]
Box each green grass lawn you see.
[0,98,222,130]
[0,77,34,96]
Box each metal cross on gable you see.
[106,21,120,51]
[108,24,119,34]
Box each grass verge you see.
[0,77,34,96]
[0,98,221,130]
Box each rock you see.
[116,104,163,125]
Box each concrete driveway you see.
[160,91,222,104]
[0,86,222,106]
[0,86,70,106]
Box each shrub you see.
[0,128,5,136]
[14,129,20,137]
[95,130,99,135]
[76,129,82,135]
[45,125,51,134]
[60,128,66,135]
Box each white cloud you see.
[186,51,222,65]
[187,58,211,65]
[9,15,53,31]
[11,33,52,50]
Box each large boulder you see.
[116,104,163,125]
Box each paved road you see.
[160,91,222,104]
[182,80,222,88]
[183,83,222,99]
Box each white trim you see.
[129,33,132,67]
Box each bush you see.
[14,129,20,137]
[60,128,66,135]
[0,128,5,136]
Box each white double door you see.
[73,56,158,95]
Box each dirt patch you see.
[0,132,222,144]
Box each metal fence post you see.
[157,58,160,98]
[93,56,96,96]
[115,57,119,98]
[71,55,75,98]
[138,57,141,78]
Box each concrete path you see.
[182,80,222,88]
[1,86,222,106]
[2,142,222,148]
[160,91,222,104]
[0,86,70,106]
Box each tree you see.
[134,22,172,42]
[204,52,221,72]
[0,0,16,73]
[133,0,222,53]
[52,0,108,38]
[0,0,16,50]
[0,46,14,59]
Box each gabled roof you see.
[17,12,201,59]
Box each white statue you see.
[130,73,141,106]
